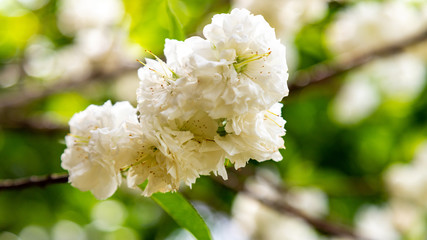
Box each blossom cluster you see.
[327,0,427,125]
[354,142,427,240]
[61,9,289,200]
[326,0,426,58]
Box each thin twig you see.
[0,173,68,191]
[289,27,427,92]
[0,116,68,133]
[2,27,427,116]
[243,190,362,239]
[0,65,138,111]
[211,171,362,239]
[1,171,362,238]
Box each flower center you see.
[216,118,228,136]
[233,50,271,73]
[137,50,179,83]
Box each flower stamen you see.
[234,51,271,73]
[264,114,282,128]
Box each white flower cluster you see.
[232,0,328,72]
[232,169,328,240]
[327,1,426,59]
[331,53,426,125]
[61,9,289,199]
[355,142,427,240]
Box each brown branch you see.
[1,170,363,238]
[289,27,427,92]
[2,26,427,122]
[0,173,69,191]
[211,171,363,239]
[0,116,68,133]
[243,190,362,239]
[0,65,138,111]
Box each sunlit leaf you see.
[151,192,212,240]
[0,13,38,60]
[166,0,185,41]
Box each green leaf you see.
[166,0,185,41]
[151,192,212,240]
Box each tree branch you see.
[211,172,362,239]
[0,116,68,133]
[2,26,427,116]
[243,190,362,239]
[0,65,138,111]
[289,27,427,92]
[1,171,362,239]
[0,173,68,191]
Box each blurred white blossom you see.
[232,0,327,71]
[233,0,327,39]
[19,225,49,240]
[370,54,426,101]
[331,74,379,125]
[389,199,425,237]
[284,187,329,218]
[327,1,426,59]
[91,200,127,231]
[52,220,86,240]
[331,53,426,124]
[57,0,124,35]
[355,205,400,240]
[232,193,320,240]
[353,141,427,240]
[385,141,427,208]
[232,169,328,240]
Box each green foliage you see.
[1,0,427,239]
[151,192,212,240]
[0,13,38,60]
[123,0,220,55]
[166,0,185,41]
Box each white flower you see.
[385,142,427,208]
[331,74,380,125]
[232,193,319,240]
[284,187,329,218]
[332,53,425,125]
[215,103,286,168]
[389,199,425,236]
[137,58,177,119]
[125,119,226,196]
[232,0,327,73]
[369,54,426,101]
[233,0,327,40]
[61,100,137,199]
[139,8,289,130]
[137,55,202,122]
[355,205,400,240]
[57,0,124,35]
[201,8,289,118]
[63,9,289,198]
[327,1,424,58]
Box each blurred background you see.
[1,0,427,239]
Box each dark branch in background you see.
[2,27,427,128]
[212,169,363,239]
[213,174,362,239]
[0,173,68,191]
[289,27,427,92]
[246,192,362,239]
[0,64,138,111]
[0,116,68,133]
[1,171,362,239]
[3,28,427,133]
